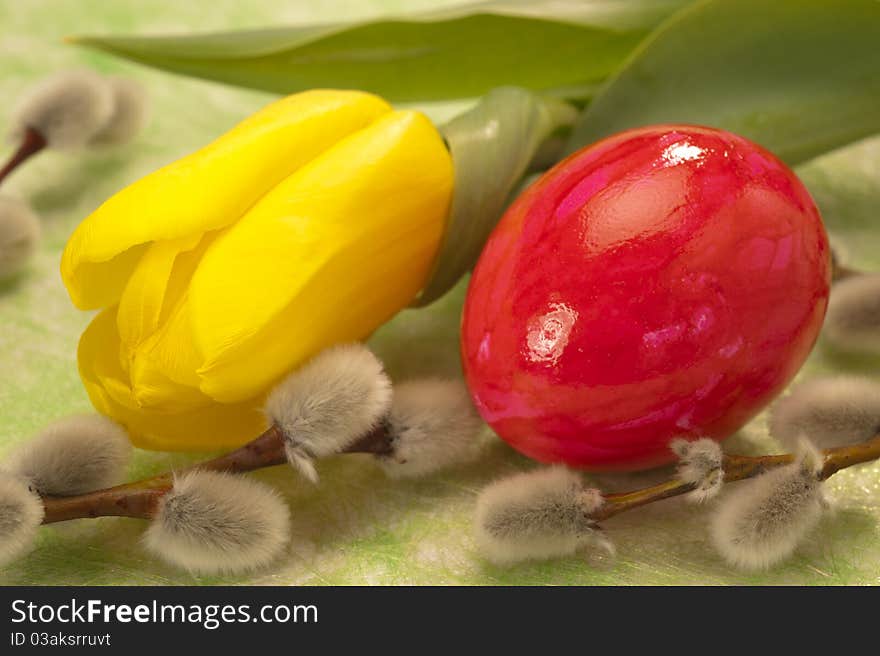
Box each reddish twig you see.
[40,422,393,524]
[0,127,46,187]
[39,425,880,526]
[592,434,880,521]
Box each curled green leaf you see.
[68,1,689,103]
[796,134,880,270]
[798,135,880,234]
[414,87,577,306]
[566,0,880,165]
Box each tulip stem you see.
[0,127,46,188]
[590,434,880,522]
[39,422,394,524]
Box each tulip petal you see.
[117,231,218,410]
[116,233,202,364]
[61,89,392,309]
[186,110,454,402]
[78,307,265,451]
[129,302,206,409]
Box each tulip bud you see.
[61,90,453,450]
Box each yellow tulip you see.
[61,89,454,451]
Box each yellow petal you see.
[128,301,207,410]
[185,110,453,402]
[78,307,265,451]
[62,90,392,309]
[117,232,218,410]
[116,233,201,364]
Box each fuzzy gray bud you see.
[143,470,290,575]
[671,437,724,502]
[0,196,40,280]
[710,442,824,570]
[823,273,880,353]
[4,415,131,496]
[378,379,485,478]
[265,344,392,483]
[769,376,880,450]
[9,70,114,149]
[474,467,610,566]
[88,77,150,146]
[0,473,44,567]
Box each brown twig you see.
[0,127,46,187]
[38,425,880,527]
[830,245,865,283]
[831,262,860,283]
[40,422,393,524]
[591,434,880,521]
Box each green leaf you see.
[797,135,880,267]
[414,87,577,306]
[68,1,690,103]
[566,0,880,165]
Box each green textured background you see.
[1,0,878,585]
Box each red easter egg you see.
[461,125,830,471]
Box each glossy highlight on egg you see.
[461,125,830,471]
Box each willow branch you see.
[39,423,880,526]
[40,422,393,524]
[0,127,46,187]
[591,434,880,521]
[830,248,864,283]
